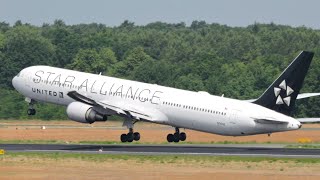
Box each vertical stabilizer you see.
[253,51,314,116]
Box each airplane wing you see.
[67,91,168,123]
[245,92,320,102]
[297,118,320,123]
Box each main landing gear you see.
[120,128,140,143]
[26,98,36,116]
[167,127,186,143]
[120,119,140,143]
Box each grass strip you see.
[1,152,320,164]
[286,144,320,149]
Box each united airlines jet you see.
[12,51,320,142]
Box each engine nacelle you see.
[66,102,107,124]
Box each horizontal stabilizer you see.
[251,117,289,124]
[245,92,320,103]
[297,118,320,123]
[297,93,320,99]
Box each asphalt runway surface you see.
[1,144,320,158]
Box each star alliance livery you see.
[12,51,320,142]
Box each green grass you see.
[2,152,320,164]
[286,144,320,149]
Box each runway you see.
[1,144,320,158]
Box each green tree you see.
[132,60,177,86]
[67,48,117,74]
[175,74,205,91]
[112,47,152,78]
[1,26,55,88]
[95,47,117,74]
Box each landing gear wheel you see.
[27,109,36,115]
[173,133,180,143]
[167,134,174,143]
[121,120,141,143]
[127,133,134,142]
[26,99,36,115]
[167,127,187,143]
[133,132,140,141]
[27,109,32,115]
[179,132,186,141]
[120,134,128,142]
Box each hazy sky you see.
[1,0,320,29]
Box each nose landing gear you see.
[26,98,36,116]
[27,108,36,115]
[167,127,187,143]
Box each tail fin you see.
[253,51,314,116]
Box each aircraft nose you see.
[12,76,18,89]
[298,122,302,129]
[288,118,302,130]
[292,119,302,129]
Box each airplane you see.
[12,51,320,143]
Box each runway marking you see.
[3,144,320,159]
[21,150,320,158]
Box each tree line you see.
[0,20,319,120]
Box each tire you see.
[31,109,36,115]
[167,134,174,143]
[133,132,140,141]
[27,109,33,115]
[173,133,180,143]
[179,132,186,141]
[120,134,127,143]
[27,109,32,115]
[127,133,134,142]
[28,109,36,115]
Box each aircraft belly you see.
[166,110,232,135]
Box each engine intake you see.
[66,102,107,124]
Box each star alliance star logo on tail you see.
[274,80,294,106]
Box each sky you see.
[1,0,320,29]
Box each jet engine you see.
[66,102,108,124]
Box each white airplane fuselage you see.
[12,66,301,136]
